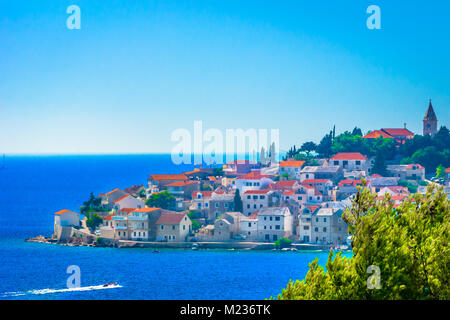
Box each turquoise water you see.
[0,155,349,300]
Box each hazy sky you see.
[0,0,449,154]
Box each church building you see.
[423,100,438,136]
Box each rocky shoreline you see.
[26,235,336,251]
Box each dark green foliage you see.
[234,189,243,213]
[86,214,103,231]
[275,238,292,249]
[80,192,104,216]
[275,184,449,300]
[146,191,175,209]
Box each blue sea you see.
[0,155,347,300]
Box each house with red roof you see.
[302,179,333,196]
[387,164,425,181]
[155,211,192,242]
[112,194,145,211]
[147,174,188,191]
[53,209,80,241]
[166,180,200,200]
[330,152,369,173]
[362,130,394,139]
[243,189,278,216]
[338,179,363,196]
[278,160,306,180]
[380,127,414,144]
[234,171,274,194]
[54,209,79,228]
[445,168,450,187]
[100,188,130,208]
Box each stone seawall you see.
[27,235,333,251]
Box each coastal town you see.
[47,102,450,249]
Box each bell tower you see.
[423,100,438,136]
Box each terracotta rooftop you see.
[149,174,188,181]
[330,152,368,161]
[363,130,393,139]
[54,209,71,215]
[279,160,306,167]
[156,212,187,225]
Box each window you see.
[316,218,319,222]
[247,196,251,199]
[253,196,258,200]
[275,217,280,221]
[247,204,250,208]
[205,203,209,208]
[269,217,273,221]
[183,225,185,230]
[334,161,339,165]
[161,225,164,230]
[215,203,219,208]
[172,225,175,230]
[248,222,251,227]
[323,218,327,222]
[303,226,309,230]
[224,203,228,207]
[275,225,280,230]
[323,227,327,232]
[314,227,318,232]
[260,195,265,199]
[356,160,361,165]
[298,196,302,200]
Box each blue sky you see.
[0,0,449,154]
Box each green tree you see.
[146,191,175,209]
[371,152,387,176]
[300,141,317,156]
[234,189,243,213]
[275,238,292,249]
[80,192,103,216]
[86,214,103,232]
[317,131,334,158]
[436,165,446,179]
[352,127,363,136]
[275,183,449,300]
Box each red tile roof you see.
[339,179,362,187]
[149,174,188,181]
[104,214,115,220]
[192,191,213,198]
[276,180,298,187]
[363,130,393,139]
[302,179,330,184]
[381,128,414,137]
[236,171,268,180]
[105,188,124,196]
[330,152,368,160]
[244,190,271,195]
[166,180,198,187]
[306,205,320,213]
[156,212,187,224]
[54,209,70,215]
[120,208,136,213]
[112,194,130,203]
[282,190,295,196]
[446,168,450,173]
[279,160,306,167]
[133,207,160,213]
[248,212,259,220]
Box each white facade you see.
[240,217,258,240]
[257,207,293,242]
[113,195,145,210]
[243,190,272,215]
[54,209,80,228]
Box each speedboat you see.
[103,282,117,287]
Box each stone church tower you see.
[423,100,438,136]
